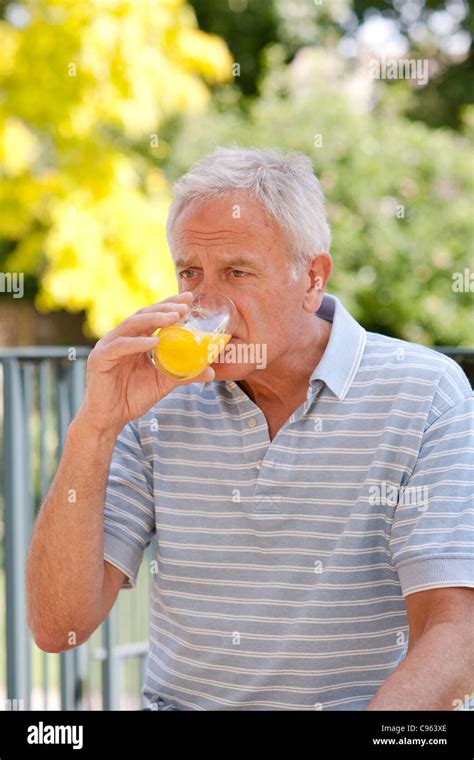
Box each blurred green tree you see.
[191,0,473,130]
[163,47,473,346]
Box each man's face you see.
[169,190,326,381]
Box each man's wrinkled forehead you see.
[171,192,276,242]
[170,195,280,270]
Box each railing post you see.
[68,355,86,417]
[38,359,50,708]
[56,357,86,710]
[102,615,120,710]
[3,357,32,709]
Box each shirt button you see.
[225,382,233,391]
[247,418,257,428]
[256,460,262,470]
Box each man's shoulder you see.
[361,331,472,417]
[363,331,468,379]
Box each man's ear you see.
[303,252,333,313]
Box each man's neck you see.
[237,315,332,414]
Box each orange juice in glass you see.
[152,293,238,380]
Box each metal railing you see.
[0,348,151,711]
[1,345,472,711]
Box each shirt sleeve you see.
[389,370,474,597]
[103,420,155,589]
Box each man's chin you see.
[210,362,258,382]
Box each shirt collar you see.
[309,292,366,400]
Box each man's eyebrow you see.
[174,257,191,268]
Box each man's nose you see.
[193,274,220,302]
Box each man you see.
[27,147,474,711]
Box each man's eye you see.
[231,270,247,278]
[179,270,195,278]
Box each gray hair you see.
[166,147,331,280]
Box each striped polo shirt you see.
[103,292,474,711]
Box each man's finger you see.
[102,309,184,344]
[136,291,193,315]
[95,335,160,363]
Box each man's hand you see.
[78,291,215,435]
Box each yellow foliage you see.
[0,0,233,336]
[0,117,39,175]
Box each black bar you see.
[0,709,472,757]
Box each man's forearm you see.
[366,622,474,710]
[26,409,120,650]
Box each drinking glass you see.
[152,292,239,380]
